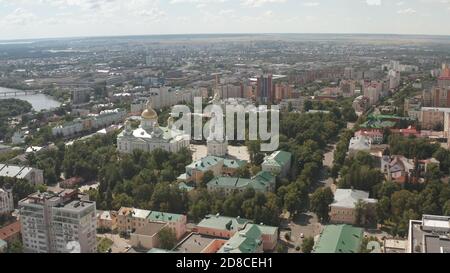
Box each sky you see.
[0,0,449,40]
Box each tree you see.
[158,227,177,250]
[310,187,334,223]
[304,100,313,112]
[354,200,377,228]
[111,193,134,211]
[301,237,314,253]
[7,239,23,253]
[235,166,251,179]
[200,170,215,188]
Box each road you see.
[315,144,336,191]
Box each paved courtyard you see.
[190,144,250,161]
[280,212,322,253]
[97,233,131,253]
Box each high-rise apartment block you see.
[19,189,97,253]
[256,74,273,104]
[0,188,14,215]
[72,88,91,105]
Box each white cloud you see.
[366,0,381,6]
[303,2,320,7]
[241,0,287,8]
[397,8,417,14]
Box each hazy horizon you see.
[1,0,450,40]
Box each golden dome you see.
[141,99,158,119]
[141,108,157,119]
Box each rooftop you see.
[331,189,377,209]
[197,214,251,234]
[218,224,262,253]
[175,233,219,253]
[0,221,21,241]
[409,215,450,253]
[263,151,292,167]
[313,224,364,253]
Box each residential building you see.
[0,221,21,245]
[388,70,401,90]
[279,98,305,112]
[148,87,203,110]
[72,88,91,105]
[0,164,44,186]
[352,96,370,113]
[274,83,293,102]
[207,171,276,194]
[52,108,126,137]
[178,156,247,184]
[404,97,422,120]
[329,189,378,225]
[420,107,448,130]
[19,189,97,253]
[261,151,292,178]
[117,101,190,154]
[437,64,450,89]
[348,136,371,157]
[96,210,117,230]
[215,83,243,99]
[407,215,450,253]
[355,129,383,144]
[256,74,273,104]
[313,224,364,253]
[194,214,278,252]
[381,155,439,183]
[116,207,187,240]
[340,80,356,98]
[0,188,14,215]
[390,126,421,138]
[364,81,382,105]
[130,221,167,250]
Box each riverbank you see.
[0,86,61,111]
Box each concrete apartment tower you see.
[19,189,97,253]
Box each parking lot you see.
[280,212,322,253]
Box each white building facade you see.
[117,100,190,154]
[19,190,97,253]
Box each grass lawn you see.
[97,237,113,253]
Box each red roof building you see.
[0,221,21,243]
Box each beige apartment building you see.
[329,189,378,225]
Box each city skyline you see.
[1,0,450,40]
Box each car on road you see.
[300,233,305,239]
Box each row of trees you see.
[0,98,32,141]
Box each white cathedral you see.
[117,100,190,154]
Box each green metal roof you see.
[263,151,292,167]
[313,225,364,253]
[187,156,223,172]
[197,214,251,233]
[253,171,276,183]
[218,224,263,253]
[178,182,195,192]
[223,158,247,169]
[207,176,270,192]
[147,211,183,223]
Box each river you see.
[0,87,61,111]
